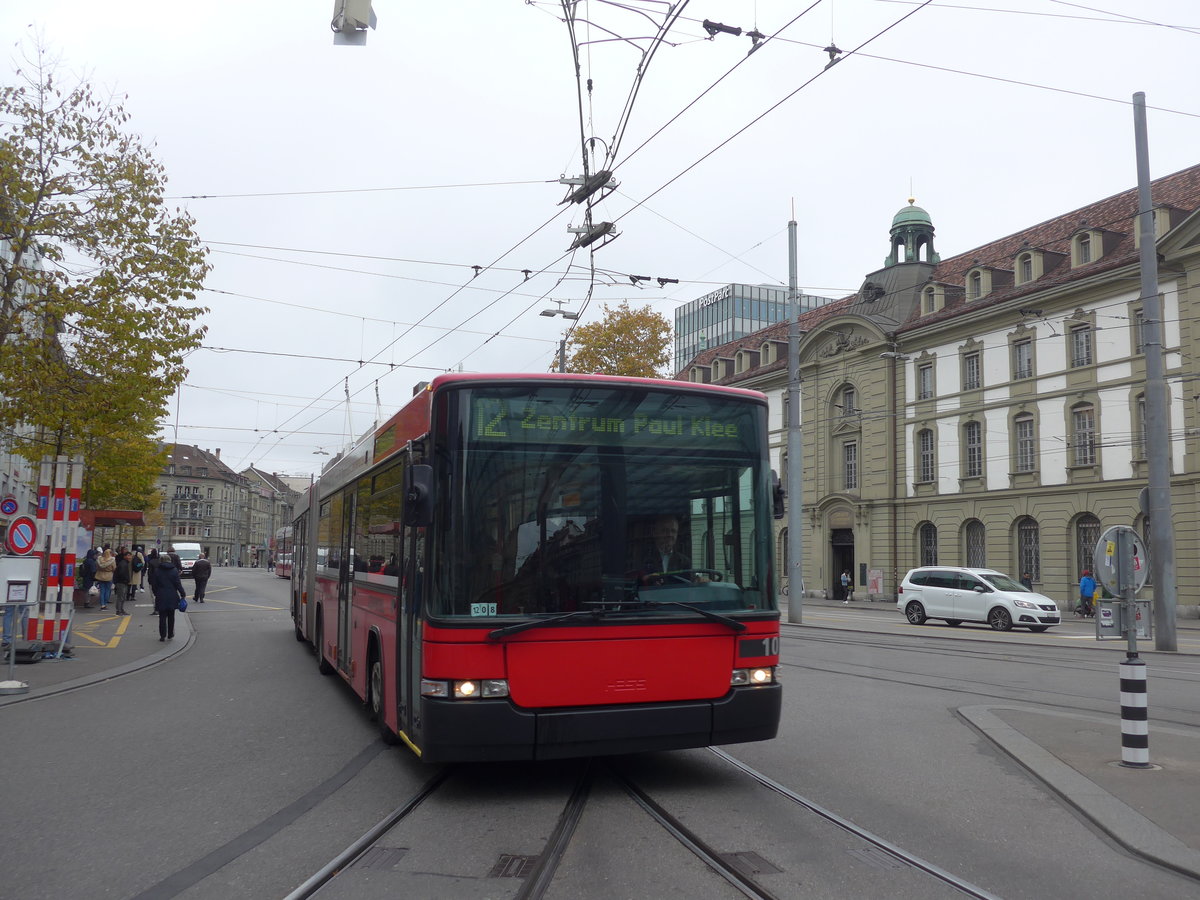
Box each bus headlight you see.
[421,679,510,699]
[454,679,509,699]
[731,667,775,686]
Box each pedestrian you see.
[192,552,212,603]
[840,569,852,604]
[166,545,183,570]
[267,555,274,573]
[145,549,162,614]
[131,544,147,594]
[1079,570,1097,617]
[113,547,133,616]
[149,550,186,641]
[79,548,98,607]
[1020,571,1033,590]
[94,546,116,610]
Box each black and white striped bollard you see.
[1119,655,1150,768]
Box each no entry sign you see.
[6,515,38,555]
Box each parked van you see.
[897,566,1061,632]
[172,542,203,578]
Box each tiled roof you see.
[901,162,1200,331]
[165,444,240,480]
[684,161,1200,381]
[675,295,856,381]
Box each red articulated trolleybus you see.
[273,526,294,579]
[290,372,781,762]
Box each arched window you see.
[1018,253,1034,284]
[919,522,938,566]
[964,519,986,567]
[1075,514,1100,578]
[1017,517,1040,580]
[967,270,982,301]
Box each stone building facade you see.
[680,163,1200,611]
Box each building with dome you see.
[676,162,1200,612]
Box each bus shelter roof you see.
[79,509,147,528]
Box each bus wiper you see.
[487,609,601,641]
[636,600,746,632]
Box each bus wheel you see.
[315,618,334,676]
[369,655,400,745]
[294,621,306,643]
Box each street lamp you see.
[541,304,579,372]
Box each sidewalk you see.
[787,594,1200,880]
[0,597,192,705]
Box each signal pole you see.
[787,216,804,623]
[1133,92,1178,652]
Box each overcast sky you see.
[5,1,1199,479]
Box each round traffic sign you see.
[1093,525,1149,596]
[6,515,38,555]
[0,495,18,516]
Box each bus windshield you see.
[435,384,774,619]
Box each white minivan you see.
[897,567,1061,632]
[172,542,203,578]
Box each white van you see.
[172,542,203,578]
[897,566,1061,632]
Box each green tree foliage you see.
[564,300,671,377]
[0,45,209,508]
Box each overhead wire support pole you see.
[1133,92,1177,652]
[786,216,804,624]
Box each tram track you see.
[782,630,1200,728]
[286,747,1000,899]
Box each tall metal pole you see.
[786,217,804,623]
[1133,92,1177,652]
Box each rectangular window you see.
[964,422,982,478]
[842,387,856,416]
[844,441,858,491]
[1133,308,1146,355]
[919,430,935,483]
[962,352,981,391]
[1070,325,1093,367]
[1072,406,1096,466]
[918,363,934,400]
[1015,417,1036,472]
[1012,340,1033,380]
[1134,396,1146,460]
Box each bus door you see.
[399,522,425,744]
[337,489,357,673]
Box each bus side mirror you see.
[404,464,434,526]
[771,471,786,519]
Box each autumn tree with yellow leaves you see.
[562,301,671,377]
[0,44,209,508]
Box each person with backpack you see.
[131,545,147,594]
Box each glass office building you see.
[673,283,835,375]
